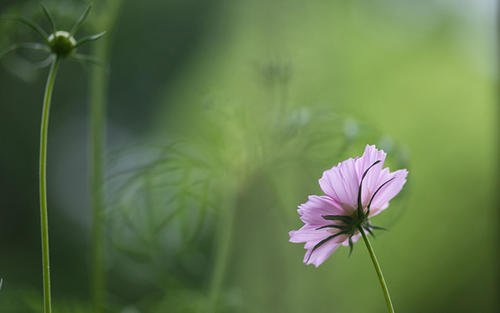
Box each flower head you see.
[1,3,105,66]
[289,145,408,267]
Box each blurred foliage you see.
[104,60,410,311]
[0,0,496,313]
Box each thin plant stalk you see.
[39,56,60,313]
[89,44,106,312]
[359,227,395,313]
[88,2,122,312]
[207,194,237,313]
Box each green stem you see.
[89,56,106,313]
[207,196,236,313]
[89,3,122,312]
[359,227,395,313]
[39,56,60,313]
[89,40,106,313]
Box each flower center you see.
[48,31,77,58]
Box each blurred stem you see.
[89,41,106,313]
[359,227,395,313]
[207,194,237,313]
[39,56,60,313]
[89,1,122,312]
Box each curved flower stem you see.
[39,56,60,313]
[359,227,395,313]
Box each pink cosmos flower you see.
[289,145,408,267]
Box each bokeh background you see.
[0,0,498,312]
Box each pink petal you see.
[357,145,387,176]
[304,240,341,267]
[319,158,359,209]
[297,195,346,226]
[288,144,408,268]
[355,145,387,207]
[319,145,390,210]
[369,169,408,216]
[289,226,332,243]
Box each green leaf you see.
[70,4,92,35]
[357,160,381,215]
[315,224,345,230]
[322,215,352,223]
[0,42,50,59]
[40,3,56,32]
[370,225,387,231]
[348,236,354,256]
[75,31,106,47]
[306,231,348,263]
[364,226,375,237]
[1,16,48,42]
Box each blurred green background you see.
[0,0,497,312]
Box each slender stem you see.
[89,34,108,313]
[359,227,395,313]
[207,195,237,313]
[89,2,122,312]
[39,56,60,313]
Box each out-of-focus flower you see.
[289,145,408,267]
